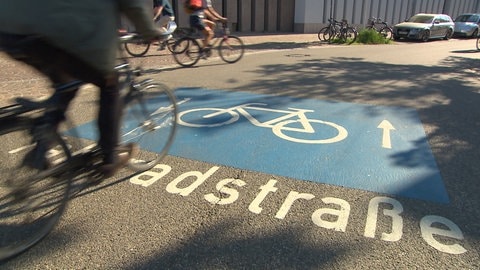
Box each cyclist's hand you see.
[218,17,228,24]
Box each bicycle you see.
[121,21,183,57]
[476,33,480,50]
[0,34,178,261]
[318,18,358,45]
[178,102,348,144]
[172,22,245,67]
[365,17,393,40]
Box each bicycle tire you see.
[121,82,178,171]
[124,39,150,57]
[318,27,334,42]
[166,38,177,53]
[172,37,201,67]
[0,121,71,261]
[379,27,393,40]
[218,35,244,64]
[343,27,358,44]
[317,27,327,41]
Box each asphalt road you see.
[1,37,479,269]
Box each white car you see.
[454,13,480,38]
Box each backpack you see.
[184,0,202,14]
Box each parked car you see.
[453,13,480,38]
[393,13,454,42]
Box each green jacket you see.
[0,0,160,74]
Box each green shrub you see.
[356,28,392,44]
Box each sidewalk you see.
[236,32,323,51]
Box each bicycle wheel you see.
[0,121,71,261]
[124,38,150,57]
[343,27,358,44]
[319,27,335,42]
[166,38,177,53]
[121,82,178,171]
[379,27,393,40]
[218,35,244,64]
[172,37,201,67]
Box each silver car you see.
[454,13,480,38]
[393,13,454,42]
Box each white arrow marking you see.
[377,120,396,149]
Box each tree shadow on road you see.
[233,52,480,240]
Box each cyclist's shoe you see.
[96,143,138,179]
[200,46,212,59]
[22,144,52,170]
[157,44,166,51]
[23,124,58,170]
[159,34,173,42]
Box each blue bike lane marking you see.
[74,88,449,203]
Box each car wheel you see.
[443,29,453,40]
[420,30,430,42]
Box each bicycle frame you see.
[202,103,317,133]
[182,23,230,46]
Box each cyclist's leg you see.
[190,14,213,48]
[156,15,175,50]
[53,63,130,177]
[202,19,215,48]
[1,34,129,177]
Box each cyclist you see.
[185,0,227,54]
[153,0,175,50]
[0,0,166,178]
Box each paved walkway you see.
[0,33,324,105]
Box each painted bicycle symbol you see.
[178,103,348,144]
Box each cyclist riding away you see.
[153,0,175,50]
[184,0,227,55]
[0,0,166,178]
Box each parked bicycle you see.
[172,22,245,67]
[365,17,393,40]
[318,18,358,44]
[121,21,182,57]
[0,34,178,261]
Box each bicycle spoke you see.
[121,83,177,171]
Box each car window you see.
[455,14,479,23]
[469,15,480,22]
[408,15,434,23]
[440,16,451,23]
[455,15,466,22]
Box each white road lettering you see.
[130,164,467,255]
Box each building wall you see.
[294,0,480,33]
[126,0,480,33]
